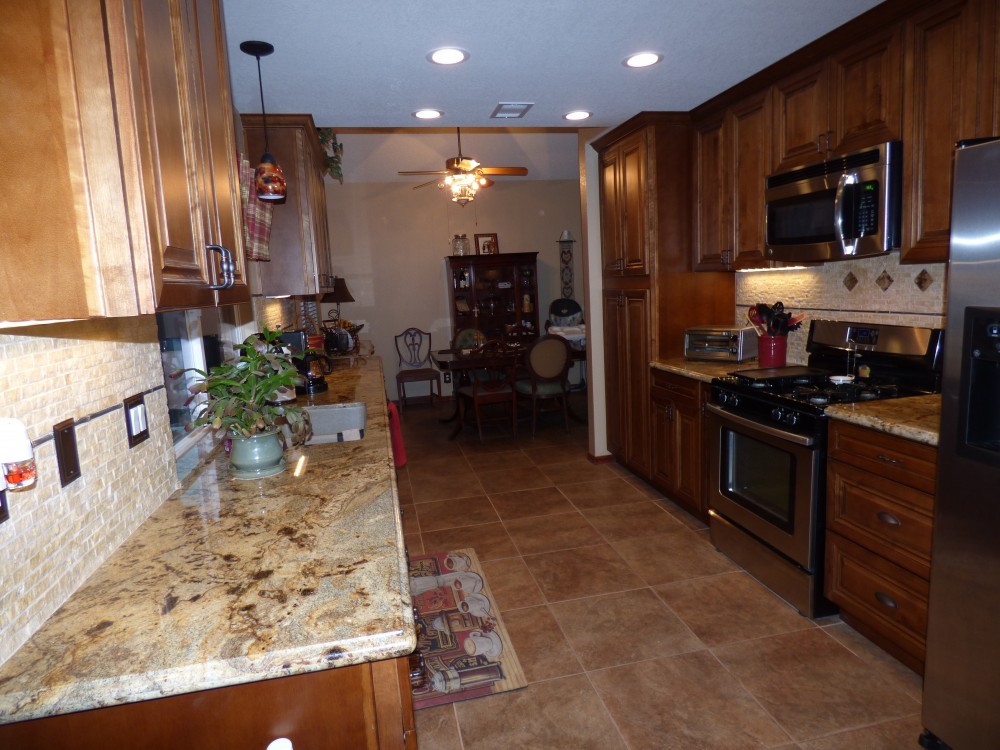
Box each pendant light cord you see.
[255,54,270,153]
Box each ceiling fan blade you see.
[399,170,449,176]
[478,166,529,176]
[412,178,440,190]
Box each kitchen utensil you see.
[746,307,766,335]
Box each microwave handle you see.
[834,172,859,256]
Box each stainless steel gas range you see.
[704,320,943,617]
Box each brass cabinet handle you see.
[874,591,898,609]
[876,510,902,527]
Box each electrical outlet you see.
[124,393,149,448]
[0,489,9,525]
[443,371,452,384]
[54,419,81,487]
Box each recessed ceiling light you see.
[427,48,469,65]
[623,52,662,68]
[563,110,592,121]
[414,109,443,120]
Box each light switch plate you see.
[54,419,81,487]
[124,393,149,448]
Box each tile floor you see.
[397,395,924,750]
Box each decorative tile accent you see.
[875,270,894,292]
[914,269,934,291]
[843,271,859,291]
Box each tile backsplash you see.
[736,253,947,363]
[0,317,177,666]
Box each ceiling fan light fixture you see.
[427,47,469,65]
[413,109,444,119]
[623,51,662,68]
[563,110,592,121]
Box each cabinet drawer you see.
[827,458,934,578]
[651,371,699,402]
[825,531,928,663]
[828,420,938,494]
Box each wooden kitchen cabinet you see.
[650,371,706,519]
[824,420,938,674]
[772,61,831,170]
[243,114,336,296]
[446,252,539,344]
[901,0,982,264]
[604,288,652,477]
[694,91,771,271]
[1,0,246,324]
[599,130,649,276]
[0,656,416,750]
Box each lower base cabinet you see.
[0,656,416,750]
[650,370,707,520]
[824,420,937,674]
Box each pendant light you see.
[240,40,286,203]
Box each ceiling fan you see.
[398,128,528,206]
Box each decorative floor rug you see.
[409,548,527,710]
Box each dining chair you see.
[514,334,572,436]
[455,339,517,441]
[394,328,441,412]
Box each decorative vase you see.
[228,429,285,479]
[758,335,788,368]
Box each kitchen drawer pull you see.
[874,591,898,609]
[876,453,902,465]
[876,511,902,527]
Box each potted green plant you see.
[177,327,310,478]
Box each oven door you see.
[705,403,822,571]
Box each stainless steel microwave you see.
[764,141,902,263]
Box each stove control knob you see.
[784,412,799,426]
[771,408,784,422]
[728,395,739,408]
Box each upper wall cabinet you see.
[772,27,903,171]
[901,0,982,264]
[243,114,335,297]
[598,130,650,277]
[0,0,247,325]
[694,89,771,271]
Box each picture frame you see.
[475,233,499,255]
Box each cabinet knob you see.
[876,510,902,527]
[874,591,898,610]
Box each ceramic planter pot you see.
[228,429,285,479]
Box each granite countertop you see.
[650,356,765,383]
[651,357,942,445]
[0,356,415,724]
[825,394,941,446]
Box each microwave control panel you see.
[854,180,879,237]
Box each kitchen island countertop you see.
[0,356,415,724]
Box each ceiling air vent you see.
[490,102,534,119]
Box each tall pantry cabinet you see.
[594,112,734,479]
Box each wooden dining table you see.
[430,344,586,438]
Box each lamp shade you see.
[321,277,355,304]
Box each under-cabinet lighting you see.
[736,266,809,272]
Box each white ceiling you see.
[222,0,884,181]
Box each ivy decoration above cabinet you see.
[318,129,344,184]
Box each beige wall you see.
[0,317,178,665]
[736,255,948,364]
[321,179,584,396]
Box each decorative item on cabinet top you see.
[317,128,344,183]
[475,233,499,255]
[239,41,287,203]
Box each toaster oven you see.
[684,326,758,362]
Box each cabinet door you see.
[622,290,651,475]
[603,290,626,459]
[901,0,981,264]
[650,393,675,492]
[120,0,219,310]
[599,149,623,275]
[1,0,139,322]
[730,91,772,269]
[772,61,830,170]
[619,132,650,276]
[693,114,731,270]
[829,25,903,155]
[672,389,703,515]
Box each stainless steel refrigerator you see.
[921,137,1000,750]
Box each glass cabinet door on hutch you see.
[447,252,539,346]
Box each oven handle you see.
[705,403,816,447]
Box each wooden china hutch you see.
[445,252,540,346]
